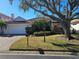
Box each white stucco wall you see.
[4,23,31,35]
[71,24,79,33]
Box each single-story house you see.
[0,13,63,35]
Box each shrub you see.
[33,31,53,36]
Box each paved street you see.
[0,36,24,51]
[0,52,79,59]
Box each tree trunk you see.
[27,35,29,46]
[43,27,46,42]
[65,25,71,40]
[62,21,72,40]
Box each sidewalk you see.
[0,51,79,56]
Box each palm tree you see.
[0,20,7,35]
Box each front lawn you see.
[10,34,79,51]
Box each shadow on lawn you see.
[51,42,79,55]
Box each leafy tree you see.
[10,0,79,40]
[32,20,50,32]
[0,20,6,35]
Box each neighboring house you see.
[71,19,79,33]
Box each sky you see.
[0,0,78,20]
[0,0,36,20]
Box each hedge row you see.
[33,31,54,36]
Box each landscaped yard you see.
[10,34,79,51]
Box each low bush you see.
[33,31,54,36]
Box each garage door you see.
[5,24,27,35]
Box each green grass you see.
[10,34,79,51]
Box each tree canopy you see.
[10,0,79,20]
[9,0,79,40]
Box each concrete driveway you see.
[0,36,24,51]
